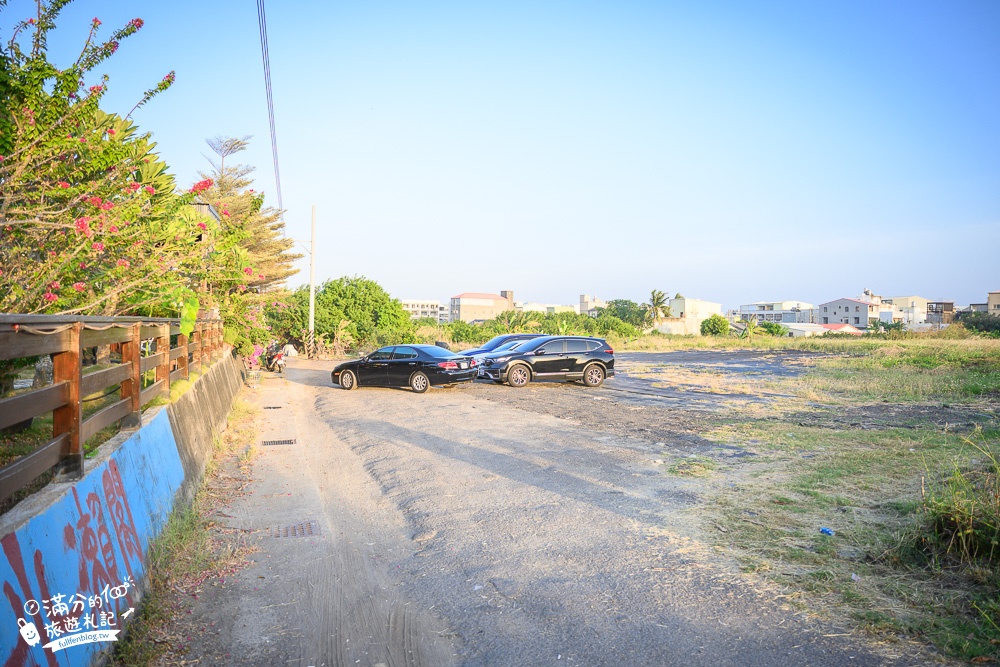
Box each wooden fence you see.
[0,315,225,504]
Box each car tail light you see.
[605,348,614,354]
[470,359,477,367]
[438,361,459,369]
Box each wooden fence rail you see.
[0,315,225,504]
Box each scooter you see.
[265,347,286,373]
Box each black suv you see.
[480,335,615,388]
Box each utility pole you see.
[308,204,316,358]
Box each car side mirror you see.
[534,349,546,356]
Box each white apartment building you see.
[738,300,815,324]
[400,300,449,323]
[817,298,880,328]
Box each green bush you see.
[700,313,730,337]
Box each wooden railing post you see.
[191,324,202,374]
[177,332,189,380]
[121,323,141,427]
[54,323,83,476]
[210,322,220,363]
[155,324,170,399]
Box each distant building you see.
[400,300,449,323]
[784,323,830,338]
[450,291,515,323]
[579,295,606,317]
[738,300,815,324]
[519,302,576,315]
[817,298,880,328]
[990,291,1000,317]
[654,296,723,336]
[883,295,932,325]
[926,301,955,325]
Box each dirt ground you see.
[158,350,985,666]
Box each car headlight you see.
[493,356,512,364]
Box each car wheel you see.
[507,364,530,388]
[582,363,605,387]
[340,370,356,390]
[410,371,430,393]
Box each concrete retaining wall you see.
[0,355,243,666]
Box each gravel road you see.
[178,353,934,666]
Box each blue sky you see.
[6,1,998,309]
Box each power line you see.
[256,0,283,218]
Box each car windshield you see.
[420,346,459,359]
[492,340,523,352]
[479,335,513,352]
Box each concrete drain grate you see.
[271,521,320,538]
[260,438,296,446]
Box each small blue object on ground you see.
[819,527,835,536]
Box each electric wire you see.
[256,0,284,217]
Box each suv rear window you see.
[565,339,589,353]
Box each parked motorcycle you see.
[264,345,286,373]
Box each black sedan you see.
[479,335,615,387]
[332,344,478,393]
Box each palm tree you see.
[644,290,672,329]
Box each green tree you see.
[700,313,731,337]
[758,321,789,337]
[644,289,672,328]
[268,277,413,350]
[601,299,648,328]
[195,136,301,351]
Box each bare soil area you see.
[158,350,986,666]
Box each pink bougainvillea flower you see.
[197,222,207,230]
[79,263,87,269]
[74,217,92,237]
[257,274,265,279]
[107,128,116,135]
[72,282,86,292]
[243,267,254,276]
[58,181,70,188]
[48,251,57,257]
[221,209,230,217]
[100,201,114,210]
[126,182,141,192]
[144,185,155,195]
[131,18,144,29]
[116,259,130,268]
[43,292,58,302]
[189,178,213,194]
[48,281,60,290]
[108,225,119,233]
[91,242,104,252]
[92,17,101,26]
[87,196,102,206]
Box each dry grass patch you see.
[110,398,261,666]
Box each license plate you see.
[459,362,468,369]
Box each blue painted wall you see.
[0,409,185,666]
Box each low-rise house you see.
[450,291,515,323]
[579,295,606,317]
[990,291,1000,316]
[654,296,723,336]
[926,301,955,325]
[818,297,881,328]
[738,300,815,324]
[784,323,829,337]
